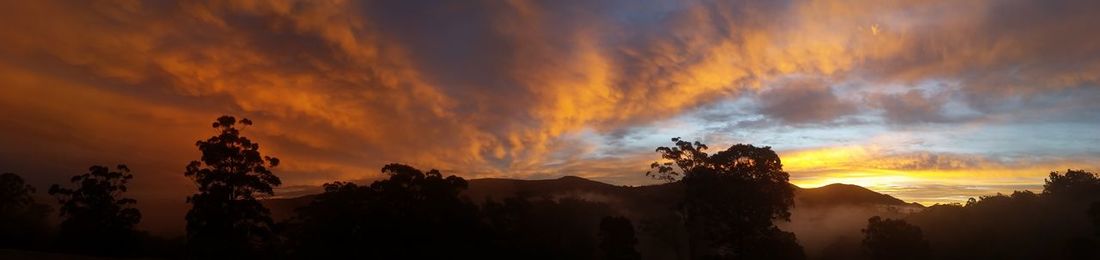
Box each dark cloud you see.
[873,89,952,124]
[856,0,1100,113]
[872,152,985,171]
[756,80,858,124]
[0,0,1098,208]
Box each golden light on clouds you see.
[782,143,1095,205]
[1,0,1098,206]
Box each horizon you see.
[3,0,1100,209]
[273,174,1000,207]
[3,1,1100,259]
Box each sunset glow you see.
[2,0,1098,206]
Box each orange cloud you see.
[0,0,1098,207]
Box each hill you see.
[256,176,919,259]
[262,176,919,222]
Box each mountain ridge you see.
[132,176,921,237]
[264,175,921,221]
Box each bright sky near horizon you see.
[1,0,1098,205]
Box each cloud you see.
[0,0,1098,208]
[781,143,1099,204]
[872,89,952,124]
[756,79,858,124]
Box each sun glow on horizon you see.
[779,144,1089,205]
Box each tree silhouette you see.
[184,116,281,258]
[0,173,52,249]
[482,195,618,259]
[48,165,141,256]
[282,181,374,258]
[285,163,486,258]
[1043,169,1100,200]
[599,216,641,260]
[648,137,803,259]
[862,216,929,260]
[1,173,36,213]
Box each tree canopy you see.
[482,195,618,259]
[184,115,281,258]
[599,216,641,260]
[285,163,486,258]
[48,165,141,256]
[648,137,803,259]
[1043,169,1100,200]
[862,216,929,260]
[0,173,52,249]
[1,173,37,212]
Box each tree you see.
[48,165,141,256]
[0,173,52,249]
[599,216,641,260]
[0,173,36,213]
[1043,169,1100,200]
[282,181,374,258]
[285,163,486,258]
[184,115,281,258]
[862,216,929,260]
[647,137,803,259]
[482,195,618,259]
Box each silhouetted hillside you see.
[263,176,917,222]
[783,184,923,259]
[465,176,624,202]
[794,183,912,207]
[256,176,917,259]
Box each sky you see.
[1,0,1098,205]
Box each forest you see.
[2,116,1099,259]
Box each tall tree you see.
[184,115,281,258]
[599,216,641,260]
[48,165,141,256]
[648,137,803,259]
[862,216,929,260]
[0,173,52,249]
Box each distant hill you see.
[794,183,918,207]
[258,176,920,259]
[133,176,919,239]
[262,176,919,222]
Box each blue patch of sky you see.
[571,78,1098,167]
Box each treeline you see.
[899,170,1100,259]
[1,116,1099,260]
[0,116,649,259]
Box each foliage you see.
[599,216,641,260]
[48,165,141,256]
[1043,169,1100,201]
[861,216,929,260]
[904,189,1085,259]
[285,163,486,258]
[184,115,281,258]
[0,173,52,249]
[1,173,37,211]
[648,137,802,259]
[482,195,617,259]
